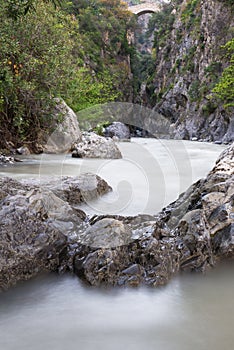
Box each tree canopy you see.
[0,0,135,150]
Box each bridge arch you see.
[128,2,161,16]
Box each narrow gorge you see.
[0,2,233,349]
[129,0,234,143]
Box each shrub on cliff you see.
[213,38,234,108]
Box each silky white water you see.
[0,139,226,215]
[0,139,232,350]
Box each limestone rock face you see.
[43,99,81,154]
[72,132,122,159]
[146,0,234,143]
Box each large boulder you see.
[0,174,111,290]
[104,122,130,140]
[43,99,81,154]
[72,132,122,159]
[0,186,82,291]
[72,214,179,287]
[20,173,112,205]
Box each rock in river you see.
[20,173,112,205]
[104,122,130,140]
[0,154,15,165]
[0,173,111,290]
[72,132,122,159]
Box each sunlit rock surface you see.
[72,132,122,159]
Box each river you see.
[0,139,227,215]
[0,139,233,350]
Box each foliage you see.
[202,101,218,116]
[5,0,63,19]
[0,0,78,148]
[67,0,136,114]
[212,38,234,108]
[70,0,133,58]
[66,68,122,112]
[181,0,199,24]
[188,80,200,102]
[0,0,135,149]
[148,2,175,48]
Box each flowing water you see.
[0,139,233,350]
[0,139,226,215]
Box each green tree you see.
[68,0,135,105]
[66,68,121,112]
[5,0,63,19]
[0,0,135,149]
[0,0,79,148]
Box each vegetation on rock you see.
[213,38,234,108]
[137,0,234,141]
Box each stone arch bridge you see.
[128,1,161,15]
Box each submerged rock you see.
[72,132,122,159]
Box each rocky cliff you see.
[145,0,234,142]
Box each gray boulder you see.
[72,132,122,159]
[16,146,31,155]
[0,185,82,291]
[0,173,112,290]
[104,122,130,140]
[43,99,81,154]
[20,173,111,205]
